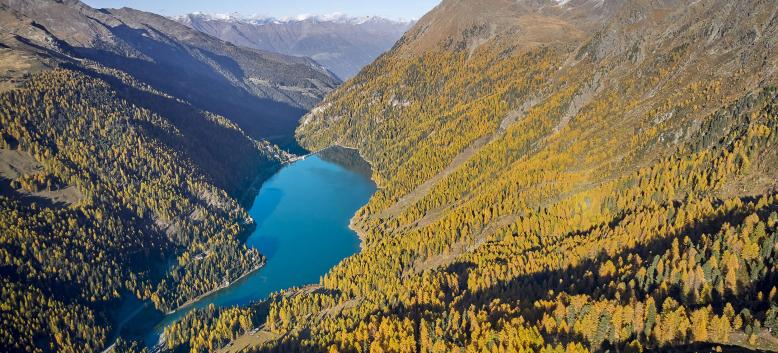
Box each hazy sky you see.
[81,0,441,20]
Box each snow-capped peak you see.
[553,0,606,7]
[172,12,413,26]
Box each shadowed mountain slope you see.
[0,1,340,352]
[171,0,778,352]
[1,0,340,149]
[176,13,413,80]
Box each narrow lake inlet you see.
[119,147,376,348]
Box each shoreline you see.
[329,143,380,185]
[237,163,281,209]
[174,144,377,351]
[158,145,369,324]
[149,262,267,349]
[169,144,376,316]
[328,143,379,251]
[166,260,266,315]
[348,217,368,251]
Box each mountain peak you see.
[175,12,414,80]
[172,12,414,27]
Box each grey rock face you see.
[1,0,342,148]
[175,13,414,80]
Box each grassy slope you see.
[253,0,778,352]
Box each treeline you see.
[162,1,778,352]
[164,304,256,353]
[174,17,778,353]
[0,67,277,353]
[253,83,778,353]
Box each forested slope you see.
[0,1,338,352]
[1,0,340,150]
[0,64,272,353]
[174,0,778,352]
[176,14,413,80]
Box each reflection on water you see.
[125,146,375,348]
[251,187,284,228]
[318,146,373,179]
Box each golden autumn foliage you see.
[221,1,778,352]
[0,68,279,353]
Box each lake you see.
[132,147,375,347]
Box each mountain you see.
[171,0,778,352]
[1,0,340,149]
[174,13,414,80]
[0,0,337,352]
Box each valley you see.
[0,0,350,352]
[117,147,374,350]
[174,13,413,81]
[2,0,778,353]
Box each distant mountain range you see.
[174,13,414,80]
[1,0,341,148]
[0,1,341,351]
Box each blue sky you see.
[81,0,441,20]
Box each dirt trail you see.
[215,329,280,353]
[378,98,541,220]
[378,133,493,219]
[410,214,519,275]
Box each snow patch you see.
[553,0,606,7]
[171,12,414,26]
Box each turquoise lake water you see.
[139,148,375,347]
